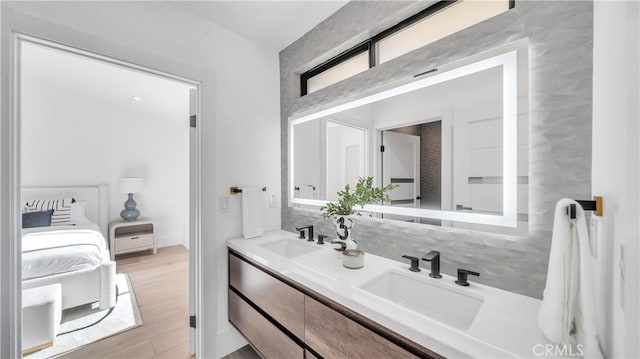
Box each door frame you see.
[8,33,203,357]
[374,108,453,214]
[381,130,421,222]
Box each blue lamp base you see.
[120,193,140,221]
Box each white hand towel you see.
[589,215,601,259]
[538,199,603,358]
[241,187,263,239]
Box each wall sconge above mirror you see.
[289,43,528,232]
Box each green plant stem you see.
[321,177,397,218]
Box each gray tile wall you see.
[421,121,442,212]
[280,1,593,298]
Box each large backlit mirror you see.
[289,43,528,233]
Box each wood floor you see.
[221,345,260,359]
[60,245,192,359]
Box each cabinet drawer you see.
[305,296,418,359]
[114,233,154,251]
[229,254,305,339]
[229,290,304,359]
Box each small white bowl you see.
[342,249,365,269]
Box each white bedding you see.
[22,224,109,280]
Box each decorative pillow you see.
[24,198,73,226]
[22,210,54,229]
[70,201,92,225]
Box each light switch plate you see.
[269,193,278,208]
[219,196,230,213]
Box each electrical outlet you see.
[269,193,278,208]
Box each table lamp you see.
[118,177,143,221]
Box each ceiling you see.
[21,42,193,123]
[168,1,349,51]
[19,2,349,121]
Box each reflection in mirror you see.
[326,121,366,201]
[289,46,527,231]
[293,119,366,201]
[375,65,523,229]
[381,122,443,226]
[293,119,322,200]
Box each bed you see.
[21,185,116,310]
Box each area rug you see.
[26,273,143,359]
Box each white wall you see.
[0,2,281,358]
[20,80,190,249]
[0,4,9,357]
[326,123,365,201]
[293,119,321,196]
[593,1,640,358]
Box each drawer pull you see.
[131,236,140,239]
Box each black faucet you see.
[295,225,314,242]
[455,268,480,286]
[402,255,421,272]
[317,234,327,245]
[422,251,442,279]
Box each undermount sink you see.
[259,238,322,258]
[359,270,484,330]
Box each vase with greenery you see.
[321,177,396,248]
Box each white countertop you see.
[228,230,554,358]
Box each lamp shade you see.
[118,177,143,194]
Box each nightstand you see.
[109,218,157,260]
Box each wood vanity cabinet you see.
[304,296,417,359]
[229,254,305,339]
[228,290,304,358]
[305,349,320,359]
[228,250,443,359]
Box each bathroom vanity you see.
[228,230,554,358]
[228,251,432,358]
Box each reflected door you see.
[344,145,361,186]
[382,131,420,222]
[326,121,366,201]
[453,104,504,220]
[452,101,528,234]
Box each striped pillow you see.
[24,198,73,226]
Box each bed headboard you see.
[21,184,109,236]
